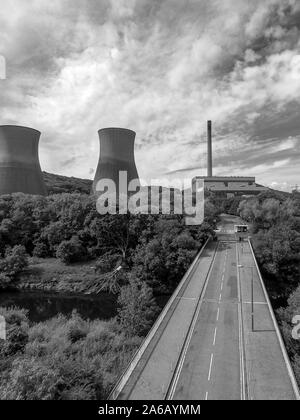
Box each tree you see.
[56,237,87,264]
[117,277,159,337]
[0,359,64,400]
[0,245,28,290]
[0,307,29,356]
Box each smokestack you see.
[92,127,140,195]
[0,125,47,196]
[207,120,213,177]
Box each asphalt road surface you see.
[172,240,243,400]
[114,214,298,400]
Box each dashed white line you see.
[205,391,209,400]
[213,327,218,346]
[219,293,222,302]
[216,308,220,321]
[208,353,214,381]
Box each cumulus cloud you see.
[0,0,299,190]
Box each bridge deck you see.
[111,215,299,400]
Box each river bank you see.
[14,257,99,293]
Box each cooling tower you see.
[92,128,140,195]
[0,125,46,196]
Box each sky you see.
[0,0,300,192]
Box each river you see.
[0,290,118,322]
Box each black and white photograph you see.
[0,0,300,406]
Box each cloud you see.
[0,0,299,191]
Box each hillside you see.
[43,172,92,195]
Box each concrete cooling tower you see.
[92,128,140,195]
[0,125,46,196]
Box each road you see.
[116,240,218,400]
[112,214,298,400]
[171,240,243,400]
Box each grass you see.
[17,258,99,293]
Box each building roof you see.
[193,176,256,182]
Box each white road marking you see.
[236,242,246,400]
[213,327,218,346]
[221,282,224,291]
[216,308,220,321]
[244,301,267,305]
[175,297,197,301]
[205,391,209,400]
[219,293,222,302]
[208,353,214,381]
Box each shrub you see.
[0,308,29,356]
[0,359,64,400]
[0,246,28,288]
[67,312,88,343]
[117,277,159,337]
[33,242,49,258]
[56,237,87,264]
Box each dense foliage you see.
[0,307,142,400]
[0,180,219,400]
[0,192,216,294]
[43,172,92,195]
[0,246,28,290]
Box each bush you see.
[0,245,28,276]
[0,308,29,356]
[56,237,87,264]
[0,273,11,290]
[67,312,88,343]
[0,359,64,400]
[0,307,145,400]
[117,277,159,337]
[33,242,49,258]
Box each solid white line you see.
[244,301,267,305]
[213,327,218,346]
[175,297,197,301]
[236,242,246,400]
[208,353,214,381]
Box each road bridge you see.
[110,215,299,400]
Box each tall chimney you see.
[207,120,213,177]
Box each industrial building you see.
[92,127,140,195]
[0,125,46,196]
[193,121,268,198]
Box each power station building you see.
[0,125,47,196]
[193,121,268,198]
[92,127,140,195]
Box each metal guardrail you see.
[109,238,211,400]
[248,239,300,400]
